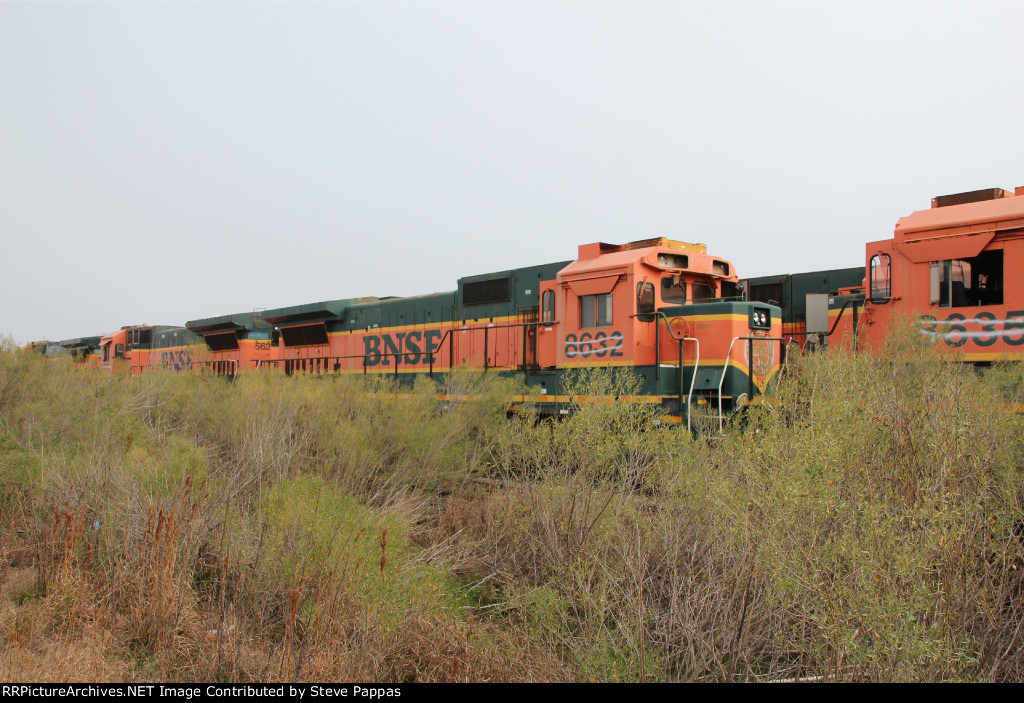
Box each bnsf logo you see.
[363,330,444,366]
[160,351,192,369]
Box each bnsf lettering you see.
[382,332,405,363]
[363,330,443,367]
[159,351,192,369]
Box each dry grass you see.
[1,340,1023,682]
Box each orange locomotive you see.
[88,318,279,377]
[95,325,205,374]
[45,185,1023,423]
[747,185,1024,360]
[854,186,1024,358]
[227,237,782,424]
[48,237,786,426]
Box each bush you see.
[1,339,1022,681]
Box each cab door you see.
[537,283,558,367]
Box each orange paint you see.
[845,187,1024,359]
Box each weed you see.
[1,340,1022,681]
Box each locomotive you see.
[43,237,784,428]
[35,183,1024,427]
[743,185,1024,360]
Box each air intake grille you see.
[281,324,329,347]
[463,278,510,306]
[206,332,240,351]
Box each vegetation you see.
[1,333,1023,682]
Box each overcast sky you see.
[2,1,1023,344]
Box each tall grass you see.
[1,338,1022,681]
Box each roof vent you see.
[624,238,707,254]
[931,188,1010,209]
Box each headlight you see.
[750,308,771,330]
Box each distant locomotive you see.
[46,237,784,428]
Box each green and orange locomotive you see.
[49,237,784,427]
[43,182,1024,426]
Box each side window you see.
[115,344,125,359]
[637,282,655,321]
[102,345,109,362]
[691,282,716,302]
[721,281,743,299]
[870,253,891,302]
[580,293,612,328]
[662,276,687,304]
[931,251,1002,308]
[542,290,555,324]
[598,293,612,326]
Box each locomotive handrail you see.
[205,358,238,377]
[258,352,383,374]
[718,335,786,434]
[425,320,547,377]
[195,358,238,376]
[654,312,700,432]
[780,298,863,351]
[133,358,239,376]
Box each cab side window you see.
[870,253,891,302]
[661,277,686,304]
[542,290,555,324]
[930,250,1003,307]
[691,282,716,301]
[637,282,655,322]
[580,293,612,328]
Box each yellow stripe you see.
[529,394,666,404]
[558,359,636,369]
[961,351,1024,362]
[326,315,520,338]
[284,364,523,376]
[136,345,204,354]
[362,393,669,404]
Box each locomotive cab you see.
[545,238,782,425]
[855,186,1024,359]
[98,325,201,373]
[99,327,133,371]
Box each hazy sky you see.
[2,1,1023,344]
